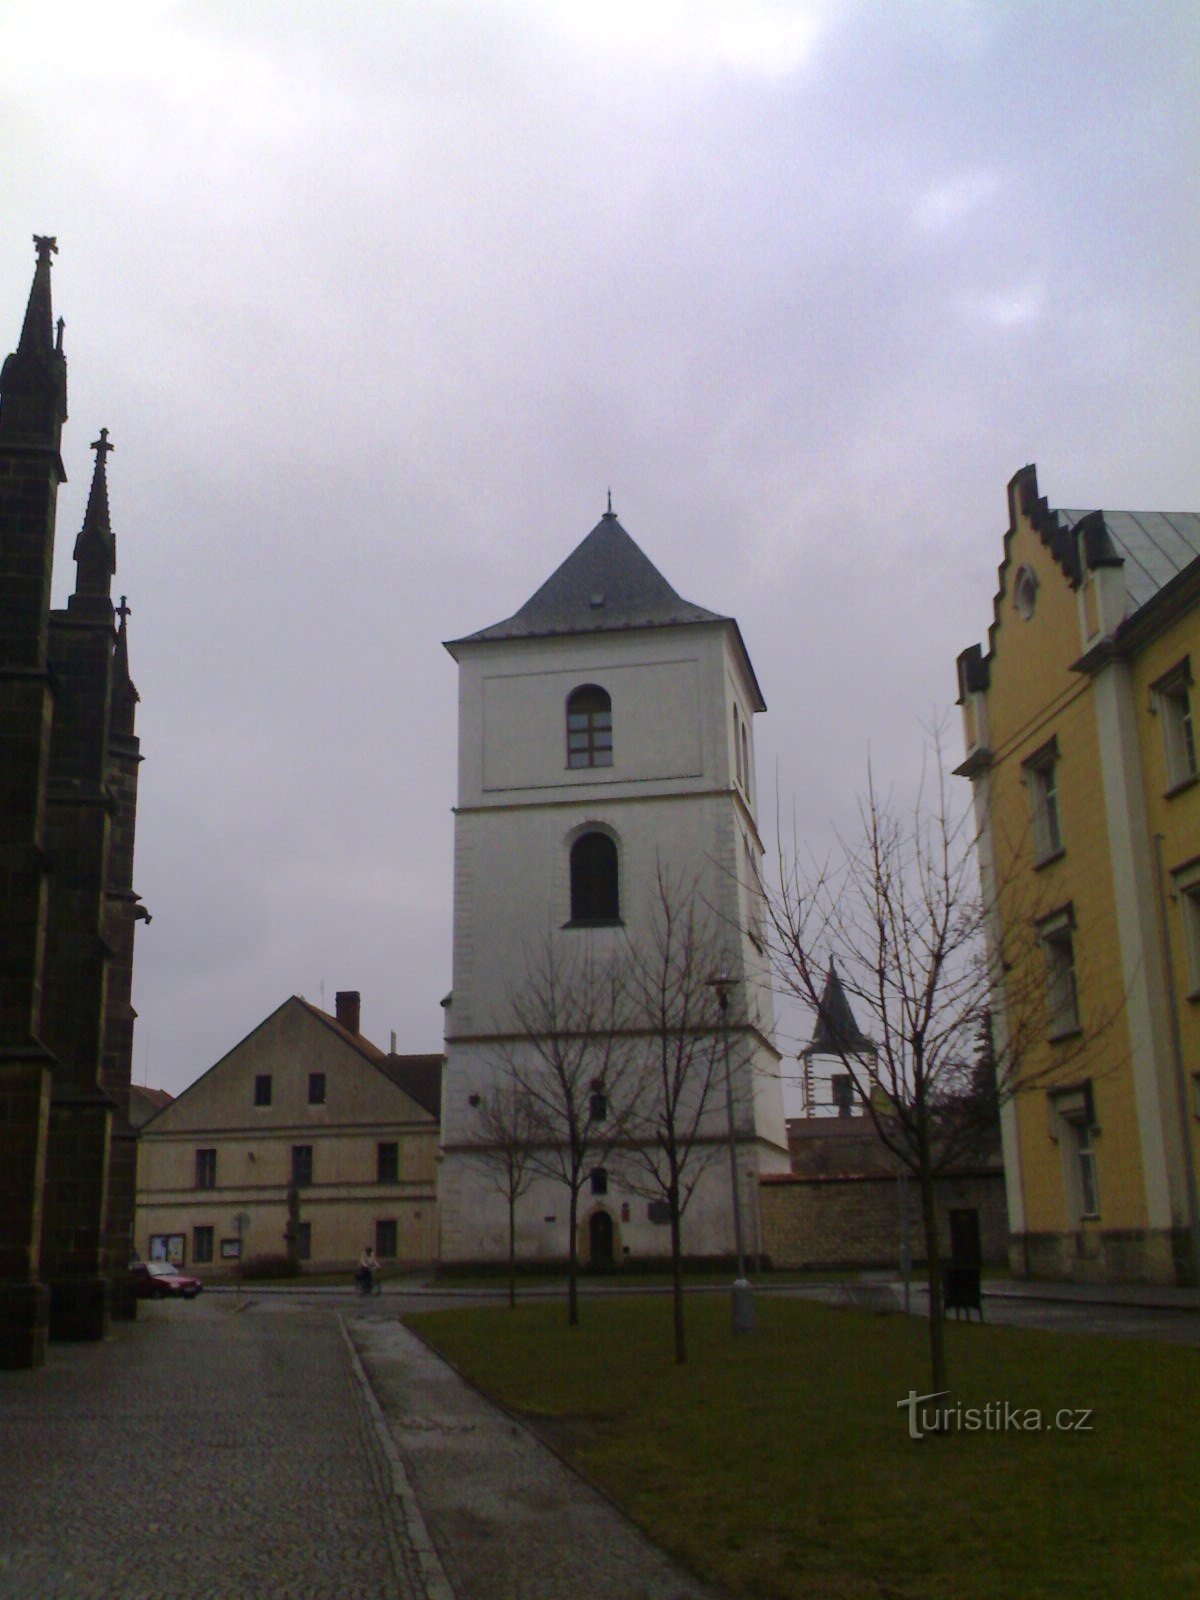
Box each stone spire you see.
[73,429,116,599]
[111,594,140,736]
[0,235,68,445]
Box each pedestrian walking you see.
[357,1245,379,1296]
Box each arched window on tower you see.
[569,831,620,923]
[566,685,613,769]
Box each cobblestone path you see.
[0,1297,423,1599]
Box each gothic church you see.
[0,239,147,1367]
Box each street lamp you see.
[707,973,755,1334]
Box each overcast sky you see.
[3,0,1197,1098]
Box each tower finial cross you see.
[33,235,58,263]
[91,427,114,460]
[116,595,132,627]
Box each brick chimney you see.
[335,990,361,1035]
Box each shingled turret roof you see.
[804,960,875,1057]
[447,504,766,707]
[455,508,725,643]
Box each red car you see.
[130,1260,203,1300]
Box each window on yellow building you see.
[1152,660,1197,792]
[1037,907,1079,1037]
[1049,1083,1099,1223]
[1173,864,1200,999]
[1023,739,1063,863]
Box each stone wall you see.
[760,1170,1009,1270]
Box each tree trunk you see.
[669,1180,686,1365]
[507,1192,516,1310]
[918,1158,947,1398]
[567,1186,579,1327]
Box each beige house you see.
[135,992,441,1276]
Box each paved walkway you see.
[0,1298,424,1599]
[0,1295,725,1600]
[347,1310,724,1600]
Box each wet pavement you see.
[1,1276,1193,1599]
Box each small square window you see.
[195,1148,217,1190]
[254,1074,272,1107]
[193,1226,214,1264]
[1023,740,1063,863]
[377,1142,399,1184]
[375,1219,397,1259]
[291,1145,313,1187]
[308,1072,326,1106]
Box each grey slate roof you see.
[804,960,875,1057]
[1059,509,1200,613]
[453,511,726,643]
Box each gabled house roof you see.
[142,995,443,1128]
[128,1085,174,1129]
[381,1055,443,1119]
[445,506,766,708]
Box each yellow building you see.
[957,465,1200,1285]
[135,993,441,1276]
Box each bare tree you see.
[468,1079,540,1307]
[766,730,1097,1397]
[502,939,641,1327]
[620,868,730,1364]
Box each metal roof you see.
[1060,508,1200,613]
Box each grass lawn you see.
[406,1296,1199,1600]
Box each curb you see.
[400,1317,731,1600]
[338,1314,457,1600]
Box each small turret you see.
[111,594,140,737]
[0,235,68,446]
[72,428,117,600]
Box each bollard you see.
[732,1277,756,1335]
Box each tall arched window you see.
[570,831,620,923]
[566,685,613,769]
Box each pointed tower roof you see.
[73,428,117,597]
[446,502,767,708]
[805,960,875,1056]
[112,594,140,736]
[455,506,725,644]
[0,235,68,445]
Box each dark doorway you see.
[589,1210,614,1270]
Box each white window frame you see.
[1023,739,1063,864]
[1151,659,1197,792]
[1037,906,1080,1038]
[1048,1083,1100,1224]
